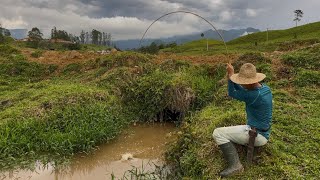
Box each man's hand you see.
[226,63,234,78]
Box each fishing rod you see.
[139,10,228,54]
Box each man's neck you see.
[243,83,261,90]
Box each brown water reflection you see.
[2,122,176,180]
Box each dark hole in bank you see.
[157,108,183,124]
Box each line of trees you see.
[49,27,112,46]
[26,27,113,49]
[79,29,112,46]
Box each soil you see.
[21,48,104,68]
[22,48,240,69]
[155,53,240,65]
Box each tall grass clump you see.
[281,46,320,70]
[121,69,172,121]
[294,69,320,87]
[0,45,20,57]
[0,98,130,170]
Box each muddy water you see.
[2,123,176,180]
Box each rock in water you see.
[121,153,133,161]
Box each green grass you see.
[161,22,320,55]
[228,21,320,45]
[164,49,320,179]
[161,39,229,55]
[0,35,319,179]
[0,49,225,170]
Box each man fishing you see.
[212,63,273,177]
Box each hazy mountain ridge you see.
[8,27,260,50]
[115,27,260,49]
[8,29,28,39]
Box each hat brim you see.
[230,73,266,84]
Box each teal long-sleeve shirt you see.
[228,80,273,139]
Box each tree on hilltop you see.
[28,27,43,41]
[0,23,4,43]
[27,27,43,48]
[80,30,85,44]
[50,27,71,41]
[293,9,303,27]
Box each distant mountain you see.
[9,29,28,39]
[115,27,260,50]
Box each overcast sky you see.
[0,0,319,40]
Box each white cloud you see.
[0,16,28,28]
[220,11,234,22]
[1,0,320,40]
[246,9,257,17]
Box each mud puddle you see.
[1,123,176,180]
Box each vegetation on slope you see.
[0,22,319,179]
[162,22,320,55]
[228,21,320,45]
[165,46,320,179]
[0,45,225,170]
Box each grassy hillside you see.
[229,21,320,45]
[162,22,320,55]
[0,44,226,170]
[0,23,319,179]
[165,47,320,179]
[161,39,227,55]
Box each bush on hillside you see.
[62,63,82,74]
[277,38,320,51]
[121,70,172,121]
[234,52,271,70]
[100,51,151,68]
[0,45,20,57]
[281,50,320,70]
[31,50,44,58]
[0,60,50,79]
[294,69,320,87]
[159,59,191,73]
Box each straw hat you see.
[230,63,266,84]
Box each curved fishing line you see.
[139,10,228,54]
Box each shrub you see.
[0,45,20,57]
[277,38,320,51]
[122,69,172,121]
[159,59,191,73]
[234,52,271,69]
[281,51,320,70]
[100,51,151,68]
[0,101,130,169]
[0,60,50,79]
[31,50,43,58]
[62,63,82,74]
[294,69,320,87]
[48,64,58,73]
[63,43,81,50]
[256,63,273,82]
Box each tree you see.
[201,33,204,38]
[294,9,303,27]
[0,23,12,44]
[3,29,10,36]
[28,27,43,41]
[0,24,4,43]
[50,27,71,41]
[80,30,85,44]
[85,32,90,44]
[91,29,101,45]
[107,33,112,46]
